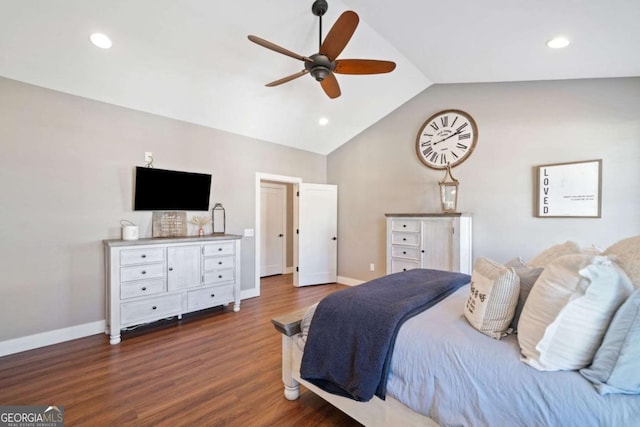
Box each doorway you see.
[260,181,289,277]
[254,173,338,297]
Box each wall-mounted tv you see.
[134,167,212,211]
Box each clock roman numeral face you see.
[415,109,478,170]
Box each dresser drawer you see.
[120,294,182,325]
[203,255,235,271]
[187,285,234,311]
[203,269,235,286]
[391,232,420,246]
[120,263,165,282]
[120,247,165,266]
[120,278,165,299]
[391,220,420,233]
[390,258,420,273]
[203,242,235,257]
[391,246,421,260]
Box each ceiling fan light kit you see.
[248,0,396,99]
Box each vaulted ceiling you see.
[1,1,639,154]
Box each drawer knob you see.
[403,251,407,254]
[218,275,223,279]
[169,267,173,271]
[403,268,407,271]
[403,224,407,228]
[152,306,157,310]
[218,248,223,251]
[218,261,222,265]
[402,238,407,241]
[142,287,147,291]
[141,254,146,258]
[141,270,146,275]
[210,294,215,298]
[421,250,425,253]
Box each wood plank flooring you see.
[0,275,363,426]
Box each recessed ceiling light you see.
[546,36,570,49]
[90,33,112,49]
[318,117,329,126]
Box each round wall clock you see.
[415,109,478,169]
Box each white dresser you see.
[104,235,242,344]
[385,213,472,275]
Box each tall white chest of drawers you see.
[386,213,472,275]
[104,235,242,344]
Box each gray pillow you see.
[505,257,544,331]
[580,289,640,395]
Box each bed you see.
[272,237,640,427]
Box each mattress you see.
[386,285,640,427]
[299,284,640,426]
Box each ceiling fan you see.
[248,0,396,99]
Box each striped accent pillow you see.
[464,257,520,339]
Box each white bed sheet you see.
[387,285,640,427]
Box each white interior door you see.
[295,183,337,287]
[260,183,286,277]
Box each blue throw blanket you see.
[300,268,470,402]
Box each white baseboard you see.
[241,288,260,300]
[337,276,365,286]
[0,320,106,357]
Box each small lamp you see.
[439,164,459,213]
[212,203,226,234]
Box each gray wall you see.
[328,77,640,281]
[0,77,326,341]
[2,75,639,343]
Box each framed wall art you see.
[535,159,602,218]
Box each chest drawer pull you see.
[142,287,147,291]
[218,261,223,265]
[141,254,146,258]
[169,267,174,271]
[211,293,215,298]
[152,306,157,310]
[218,275,223,279]
[141,270,147,275]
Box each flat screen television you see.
[134,166,212,211]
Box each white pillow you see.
[528,241,581,268]
[464,257,520,339]
[518,254,633,371]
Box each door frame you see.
[254,173,302,297]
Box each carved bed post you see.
[272,307,308,400]
[282,334,300,400]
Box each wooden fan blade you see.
[320,11,359,61]
[265,70,309,87]
[248,35,312,63]
[320,73,341,99]
[334,59,396,75]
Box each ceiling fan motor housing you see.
[305,53,335,81]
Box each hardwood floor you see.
[0,275,363,426]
